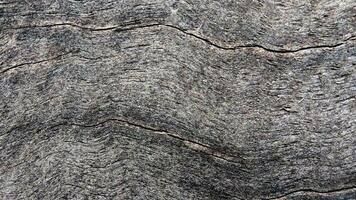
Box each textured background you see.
[0,0,355,199]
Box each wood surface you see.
[0,0,355,199]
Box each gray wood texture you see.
[1,0,355,199]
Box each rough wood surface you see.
[1,0,355,199]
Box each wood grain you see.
[0,0,355,199]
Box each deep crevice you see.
[5,23,353,54]
[0,51,74,74]
[162,24,352,53]
[40,118,248,169]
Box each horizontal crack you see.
[266,185,356,200]
[41,118,248,170]
[5,23,354,54]
[236,42,345,53]
[4,22,119,32]
[0,51,74,74]
[163,24,353,53]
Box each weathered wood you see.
[0,0,355,199]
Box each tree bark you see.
[0,0,355,199]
